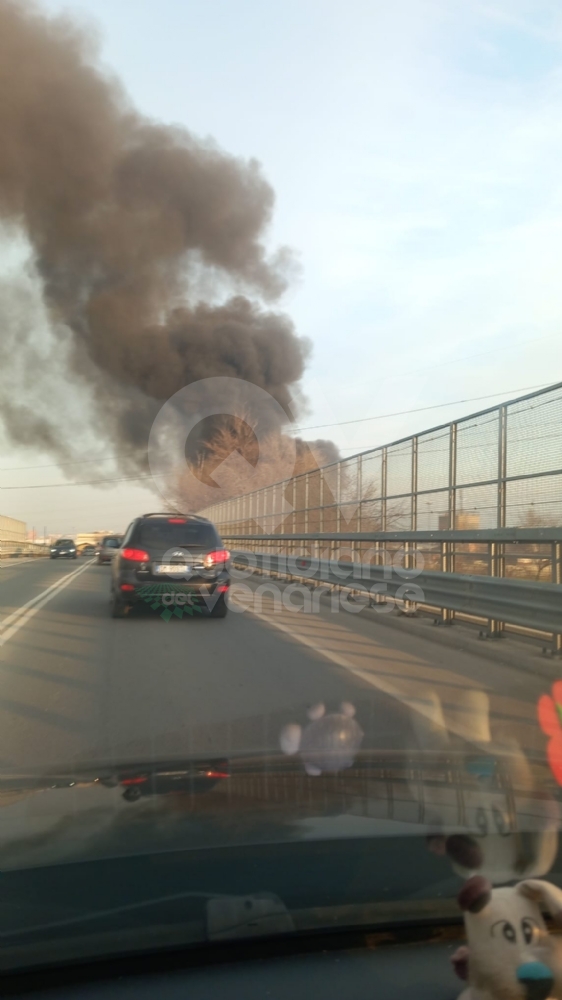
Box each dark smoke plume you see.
[0,0,332,499]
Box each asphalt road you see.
[0,557,550,772]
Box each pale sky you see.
[3,0,562,535]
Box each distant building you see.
[75,531,118,549]
[438,512,481,531]
[0,515,26,545]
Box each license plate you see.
[154,564,190,575]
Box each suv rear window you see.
[102,537,122,548]
[136,521,219,548]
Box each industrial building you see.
[0,515,26,546]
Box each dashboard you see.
[2,931,460,998]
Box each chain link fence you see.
[202,382,562,539]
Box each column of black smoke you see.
[0,0,336,487]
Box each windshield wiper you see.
[0,891,293,942]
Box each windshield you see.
[0,0,561,982]
[136,522,219,548]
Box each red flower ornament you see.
[537,680,562,785]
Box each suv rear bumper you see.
[115,571,230,607]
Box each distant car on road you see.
[80,544,97,557]
[50,539,77,559]
[118,758,229,802]
[97,535,123,565]
[110,512,230,619]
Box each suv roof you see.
[140,512,210,522]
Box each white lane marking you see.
[232,597,359,671]
[0,560,95,647]
[0,559,48,569]
[231,597,479,740]
[0,561,91,630]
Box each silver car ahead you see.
[97,536,123,565]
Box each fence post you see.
[487,541,501,637]
[554,542,562,655]
[439,540,453,625]
[336,463,341,535]
[411,436,418,589]
[497,405,507,530]
[373,538,381,605]
[411,435,418,533]
[497,405,507,589]
[381,447,388,531]
[449,423,457,531]
[357,454,363,534]
[491,405,508,637]
[439,424,457,625]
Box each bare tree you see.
[169,418,338,532]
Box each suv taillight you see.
[121,548,150,562]
[203,549,230,569]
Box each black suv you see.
[50,539,77,559]
[110,513,230,619]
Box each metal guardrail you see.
[0,542,49,559]
[224,529,562,650]
[231,550,562,635]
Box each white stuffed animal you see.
[453,876,562,1000]
[411,688,559,884]
[279,702,363,775]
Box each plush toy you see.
[410,688,559,884]
[426,748,559,883]
[279,702,363,775]
[452,875,562,1000]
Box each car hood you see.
[0,746,558,881]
